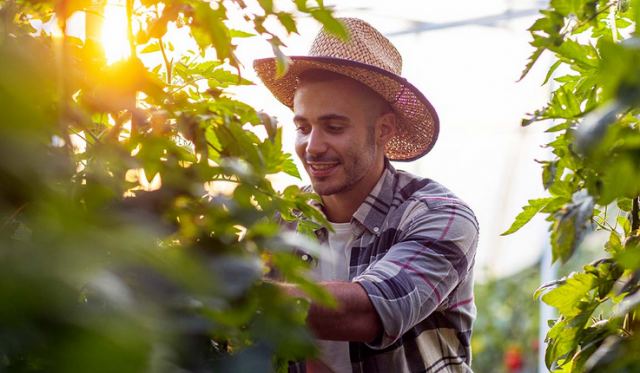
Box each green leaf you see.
[605,230,623,255]
[551,0,583,17]
[597,39,640,104]
[545,317,579,368]
[542,161,558,189]
[208,68,253,87]
[281,155,300,179]
[615,235,640,270]
[535,278,567,300]
[575,100,626,156]
[543,59,563,86]
[229,29,256,38]
[502,197,554,235]
[553,39,599,70]
[140,42,161,54]
[617,215,632,236]
[546,121,573,132]
[215,122,262,168]
[549,174,575,198]
[633,0,640,35]
[548,84,584,119]
[310,9,347,40]
[277,12,298,34]
[542,272,596,316]
[192,2,232,61]
[269,252,335,308]
[519,10,564,81]
[271,43,291,78]
[551,190,595,263]
[148,17,168,39]
[598,153,640,205]
[617,198,633,212]
[293,0,309,12]
[257,0,274,13]
[520,47,545,82]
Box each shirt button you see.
[373,227,379,233]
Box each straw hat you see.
[253,17,439,161]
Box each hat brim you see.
[253,56,439,161]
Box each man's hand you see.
[280,281,382,343]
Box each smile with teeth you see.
[309,162,339,170]
[307,161,340,177]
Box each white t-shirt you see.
[311,222,353,373]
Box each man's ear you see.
[376,112,397,146]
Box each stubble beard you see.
[312,128,377,196]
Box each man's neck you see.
[320,162,385,223]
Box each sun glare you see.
[101,0,130,64]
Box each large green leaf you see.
[502,197,554,235]
[550,190,595,263]
[519,10,564,80]
[542,272,596,317]
[615,235,640,270]
[575,100,627,156]
[551,0,585,17]
[310,9,347,40]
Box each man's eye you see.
[328,125,343,132]
[296,126,310,134]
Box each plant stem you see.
[632,197,639,233]
[159,39,173,85]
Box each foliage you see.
[0,0,345,371]
[504,0,640,370]
[472,265,540,373]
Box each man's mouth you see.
[307,162,340,177]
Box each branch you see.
[632,197,639,233]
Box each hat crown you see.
[308,18,403,75]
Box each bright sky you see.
[83,0,553,280]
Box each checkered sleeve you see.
[352,201,478,349]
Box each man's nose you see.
[305,128,328,156]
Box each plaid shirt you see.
[289,160,479,373]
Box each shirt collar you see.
[351,158,397,236]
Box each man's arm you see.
[280,281,382,342]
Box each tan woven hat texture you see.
[253,17,439,161]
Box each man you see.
[254,18,479,373]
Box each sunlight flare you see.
[101,0,130,64]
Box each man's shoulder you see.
[393,169,474,213]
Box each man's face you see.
[292,76,385,196]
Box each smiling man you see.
[254,18,479,373]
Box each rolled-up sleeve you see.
[352,201,478,349]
